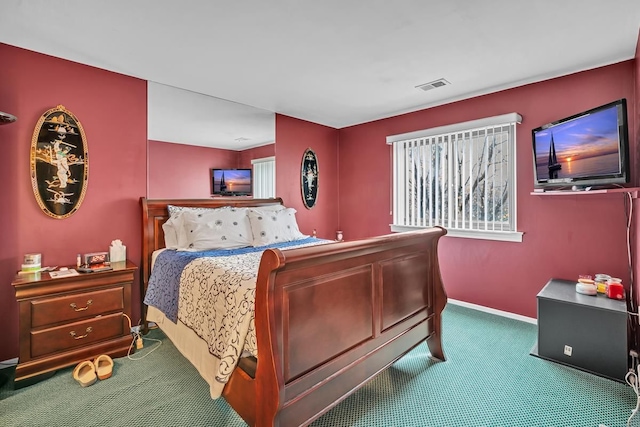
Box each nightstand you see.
[11,260,136,388]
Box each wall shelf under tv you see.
[530,187,639,198]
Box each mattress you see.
[146,238,329,398]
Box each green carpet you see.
[0,304,636,427]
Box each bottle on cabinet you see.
[594,274,610,294]
[606,278,625,300]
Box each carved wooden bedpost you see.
[426,226,447,361]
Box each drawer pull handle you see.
[69,327,93,340]
[70,300,93,312]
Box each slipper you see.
[72,360,97,387]
[94,354,114,380]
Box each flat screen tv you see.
[211,168,252,196]
[532,98,629,190]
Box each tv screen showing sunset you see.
[212,169,252,194]
[533,106,621,182]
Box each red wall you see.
[0,44,147,361]
[238,143,275,169]
[148,140,239,198]
[148,141,275,198]
[338,62,637,318]
[0,42,636,364]
[275,115,339,239]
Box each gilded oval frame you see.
[301,148,318,209]
[30,105,89,219]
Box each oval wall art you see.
[30,105,89,219]
[301,148,318,209]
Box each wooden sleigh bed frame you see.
[141,197,448,427]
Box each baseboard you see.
[448,299,537,325]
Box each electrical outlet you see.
[131,325,141,335]
[564,345,573,357]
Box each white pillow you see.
[249,204,286,213]
[168,204,230,217]
[162,211,190,250]
[164,206,235,250]
[181,208,252,250]
[248,208,308,247]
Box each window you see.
[251,156,276,198]
[387,113,523,242]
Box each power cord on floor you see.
[123,313,162,360]
[126,333,162,361]
[626,351,640,427]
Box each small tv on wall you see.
[531,98,630,190]
[211,168,252,196]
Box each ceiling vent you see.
[415,78,450,92]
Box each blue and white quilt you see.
[144,237,329,386]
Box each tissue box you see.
[109,246,126,263]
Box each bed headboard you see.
[140,196,284,300]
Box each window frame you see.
[251,156,276,199]
[387,113,523,243]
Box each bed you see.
[141,197,447,427]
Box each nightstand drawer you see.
[30,312,126,358]
[31,287,124,328]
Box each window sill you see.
[390,225,523,243]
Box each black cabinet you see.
[533,278,628,382]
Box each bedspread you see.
[144,237,329,386]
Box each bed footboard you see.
[226,227,447,427]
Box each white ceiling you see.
[147,82,276,150]
[1,0,639,150]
